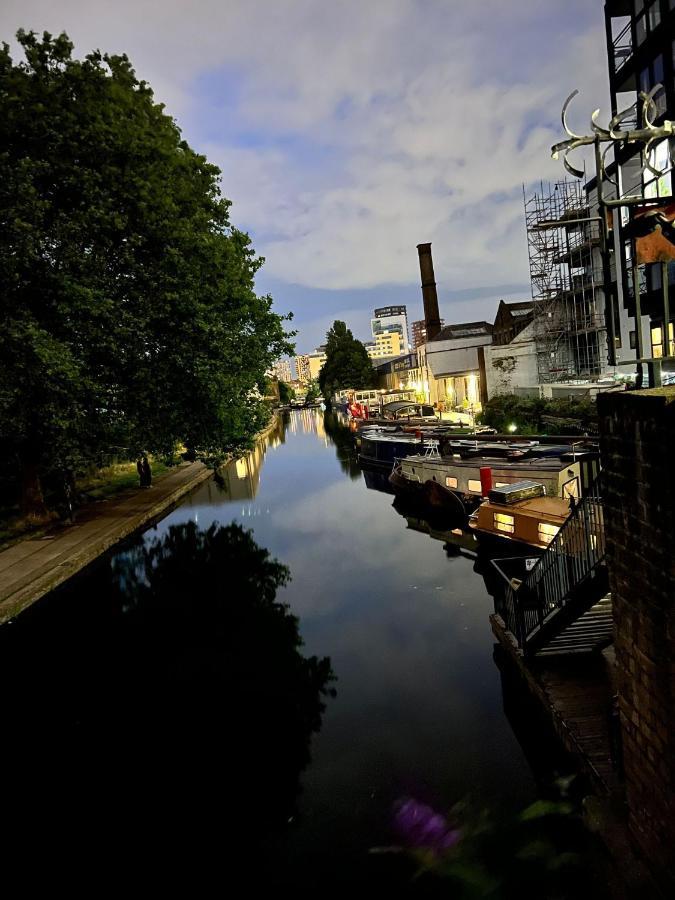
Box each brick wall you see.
[598,387,675,880]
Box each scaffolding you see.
[523,179,607,384]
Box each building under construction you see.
[523,179,609,384]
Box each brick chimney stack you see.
[417,243,442,342]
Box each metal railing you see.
[612,20,633,73]
[497,474,606,651]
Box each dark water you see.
[0,411,588,889]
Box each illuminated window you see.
[494,513,514,534]
[468,479,482,493]
[651,323,674,358]
[538,522,560,544]
[445,476,458,488]
[495,482,509,488]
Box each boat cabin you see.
[468,481,571,550]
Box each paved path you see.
[0,461,211,624]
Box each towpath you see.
[0,461,211,624]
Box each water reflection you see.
[323,411,361,479]
[1,520,334,863]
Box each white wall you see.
[484,321,539,398]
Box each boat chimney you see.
[417,243,442,342]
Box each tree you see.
[318,321,375,400]
[278,381,295,404]
[304,379,320,403]
[0,31,294,517]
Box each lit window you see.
[468,479,482,493]
[538,522,560,544]
[445,476,458,488]
[651,323,673,358]
[495,482,509,488]
[494,513,515,534]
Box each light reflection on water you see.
[0,410,551,887]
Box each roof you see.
[382,401,423,412]
[433,321,493,341]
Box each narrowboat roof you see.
[487,496,570,523]
[382,401,426,413]
[401,454,579,472]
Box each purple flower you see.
[393,797,461,855]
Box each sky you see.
[1,1,611,356]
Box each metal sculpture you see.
[551,85,674,196]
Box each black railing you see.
[612,20,633,73]
[494,474,606,651]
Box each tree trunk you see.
[20,458,49,520]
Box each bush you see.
[479,395,598,435]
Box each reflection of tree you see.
[323,411,361,479]
[0,521,335,861]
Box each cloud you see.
[1,0,611,335]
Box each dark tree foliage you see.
[0,31,294,515]
[278,380,295,404]
[318,320,375,400]
[479,395,598,435]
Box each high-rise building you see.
[371,305,410,350]
[295,347,327,383]
[365,331,403,359]
[411,318,445,350]
[272,358,292,383]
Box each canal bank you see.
[0,412,281,624]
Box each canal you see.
[1,410,591,889]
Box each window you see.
[468,479,482,493]
[643,140,672,198]
[445,476,458,488]
[630,330,637,349]
[494,513,514,534]
[651,323,674,357]
[538,522,560,545]
[495,482,509,488]
[636,13,647,45]
[648,0,661,31]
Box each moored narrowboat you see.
[468,481,571,552]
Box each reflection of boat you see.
[361,468,396,495]
[468,482,571,552]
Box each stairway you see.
[494,474,610,657]
[536,593,613,657]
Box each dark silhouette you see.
[0,521,335,877]
[137,453,152,487]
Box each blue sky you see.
[1,1,610,354]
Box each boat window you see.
[494,513,515,534]
[538,522,560,544]
[446,476,458,488]
[562,476,579,499]
[468,479,482,493]
[495,482,509,488]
